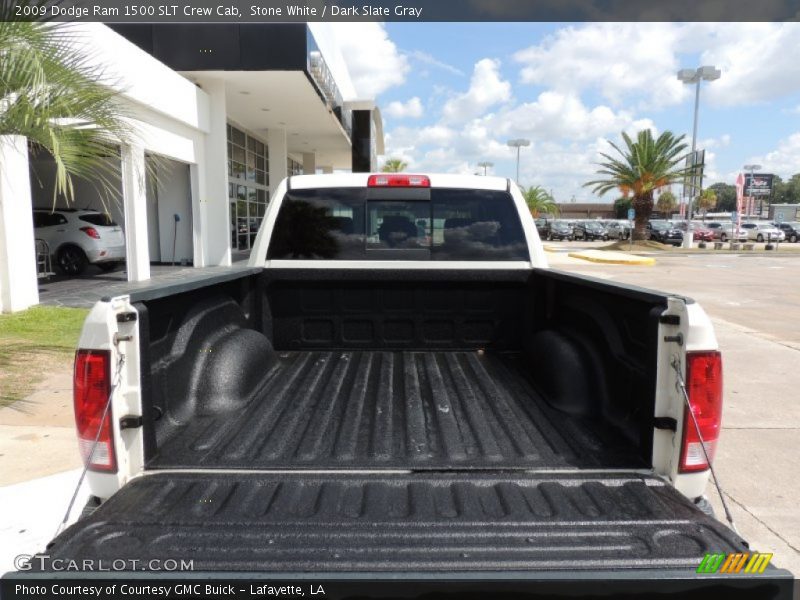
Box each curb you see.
[568,251,656,266]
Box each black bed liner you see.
[150,351,642,470]
[44,472,748,572]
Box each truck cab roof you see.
[289,173,510,191]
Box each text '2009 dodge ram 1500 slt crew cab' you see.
[21,174,793,597]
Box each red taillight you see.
[367,174,430,188]
[74,349,116,472]
[679,351,723,473]
[80,226,100,239]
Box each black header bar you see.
[5,0,800,22]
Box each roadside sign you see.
[744,173,773,196]
[730,211,737,223]
[683,149,706,197]
[776,213,784,223]
[627,208,635,220]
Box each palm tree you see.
[695,188,717,221]
[655,190,678,215]
[381,158,407,173]
[521,185,558,217]
[585,130,689,240]
[0,15,136,205]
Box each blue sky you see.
[335,22,800,202]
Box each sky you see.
[330,22,800,203]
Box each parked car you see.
[741,222,785,243]
[534,217,551,239]
[690,222,715,242]
[774,221,800,243]
[547,220,573,241]
[647,221,684,246]
[705,222,748,242]
[672,220,714,242]
[39,172,765,591]
[32,208,126,275]
[572,220,608,241]
[605,220,631,240]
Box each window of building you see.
[227,124,269,252]
[288,157,303,177]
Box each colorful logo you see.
[697,552,773,574]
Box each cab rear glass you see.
[267,187,529,261]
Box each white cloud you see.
[513,22,800,109]
[384,97,424,119]
[749,132,800,177]
[442,58,512,122]
[331,23,409,97]
[697,23,800,106]
[490,91,644,141]
[513,23,685,108]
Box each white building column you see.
[268,128,287,196]
[0,136,39,312]
[195,77,231,267]
[302,152,316,175]
[121,143,150,282]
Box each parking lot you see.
[550,243,800,573]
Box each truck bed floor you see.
[151,351,642,470]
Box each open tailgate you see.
[38,472,756,573]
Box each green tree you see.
[695,188,717,220]
[783,174,800,204]
[655,190,678,215]
[613,196,632,219]
[0,15,137,205]
[585,130,689,240]
[521,185,558,217]
[381,158,408,173]
[708,182,736,212]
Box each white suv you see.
[33,209,126,275]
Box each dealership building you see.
[0,23,384,312]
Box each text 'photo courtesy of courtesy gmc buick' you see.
[22,174,793,595]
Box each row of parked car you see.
[535,217,800,246]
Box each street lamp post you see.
[677,65,721,248]
[477,161,494,176]
[506,139,530,184]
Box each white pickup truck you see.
[19,174,792,595]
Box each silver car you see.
[705,222,748,242]
[33,209,126,275]
[741,222,785,242]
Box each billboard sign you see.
[682,149,705,198]
[744,173,773,196]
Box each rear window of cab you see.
[267,187,529,261]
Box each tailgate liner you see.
[43,472,747,572]
[150,351,641,470]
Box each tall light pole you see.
[743,163,761,218]
[477,161,494,176]
[506,138,530,184]
[677,65,721,248]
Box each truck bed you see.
[43,471,748,573]
[150,350,641,470]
